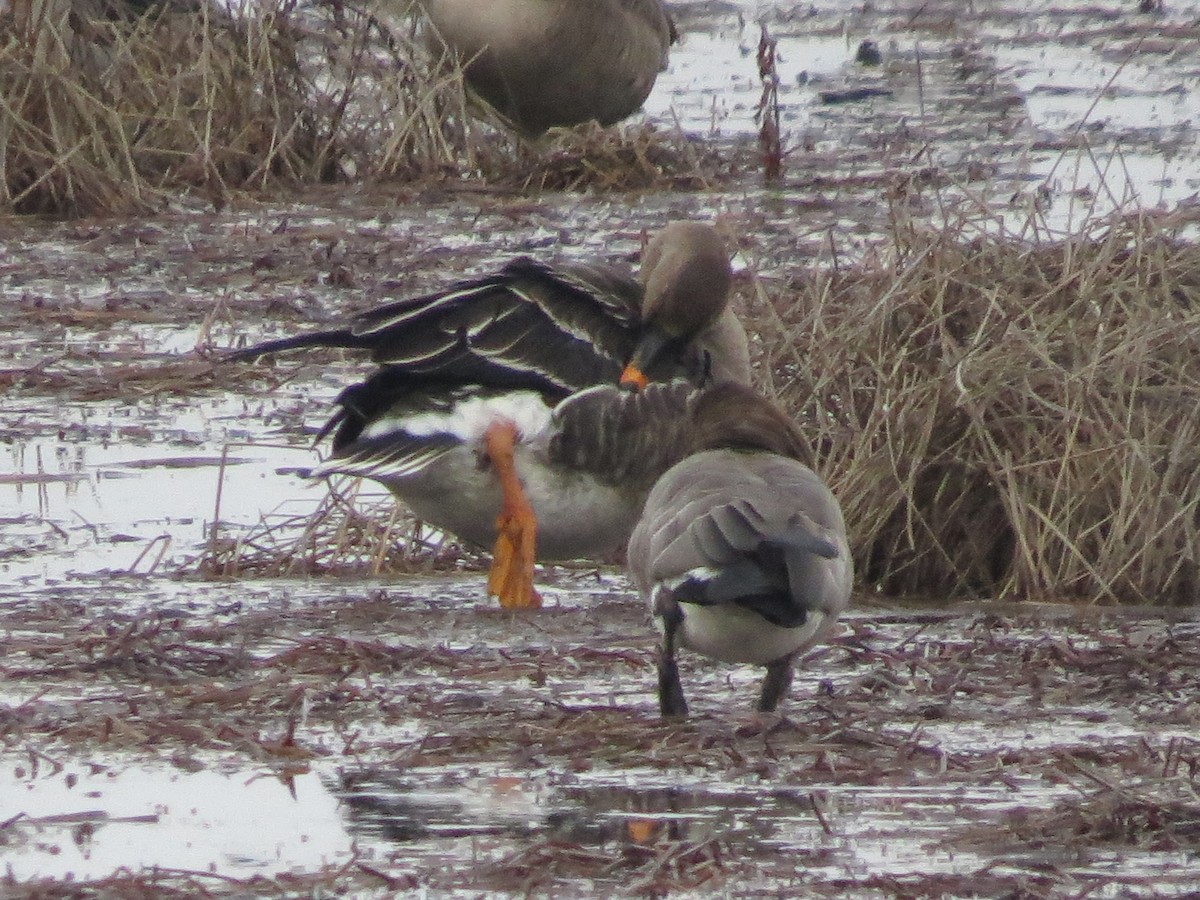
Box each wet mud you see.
[3,575,1198,895]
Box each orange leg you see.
[483,420,542,610]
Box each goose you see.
[627,383,852,718]
[421,0,677,138]
[231,221,750,609]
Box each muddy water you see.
[3,574,1197,894]
[4,0,1200,895]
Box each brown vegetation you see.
[0,0,724,215]
[0,0,475,214]
[749,209,1200,604]
[178,203,1200,606]
[195,473,486,578]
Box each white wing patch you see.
[362,390,554,443]
[661,567,724,592]
[312,443,454,481]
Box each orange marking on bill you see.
[619,363,649,391]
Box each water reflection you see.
[1,759,352,881]
[330,769,792,852]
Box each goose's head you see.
[620,221,735,390]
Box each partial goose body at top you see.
[421,0,676,137]
[231,221,751,609]
[627,383,853,717]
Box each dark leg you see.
[655,598,688,718]
[757,654,796,713]
[658,643,688,718]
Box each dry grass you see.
[0,0,475,214]
[494,122,731,194]
[747,208,1200,604]
[0,0,724,215]
[189,205,1200,604]
[193,473,486,579]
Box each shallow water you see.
[3,574,1198,894]
[3,763,350,882]
[3,390,321,584]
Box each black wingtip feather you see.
[225,329,367,362]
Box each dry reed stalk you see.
[192,474,483,579]
[499,122,725,194]
[747,209,1200,604]
[0,0,476,214]
[0,0,723,214]
[754,24,782,181]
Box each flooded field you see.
[4,576,1199,896]
[4,0,1200,895]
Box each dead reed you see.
[0,0,482,214]
[747,208,1200,604]
[0,0,721,215]
[496,122,729,194]
[194,206,1200,604]
[193,474,485,579]
[0,0,293,214]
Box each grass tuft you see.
[746,209,1200,604]
[0,0,723,215]
[193,475,486,579]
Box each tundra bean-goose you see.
[627,383,852,718]
[232,221,750,610]
[421,0,677,138]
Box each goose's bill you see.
[618,326,674,390]
[619,362,650,391]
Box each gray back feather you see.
[548,382,695,490]
[629,451,852,620]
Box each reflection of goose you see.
[232,222,750,609]
[333,771,538,842]
[420,0,676,137]
[334,770,694,848]
[627,384,853,717]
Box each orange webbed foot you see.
[484,420,542,610]
[487,506,541,609]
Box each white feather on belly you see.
[651,591,830,665]
[345,388,634,560]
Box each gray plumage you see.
[420,0,676,138]
[232,223,749,566]
[318,382,696,561]
[627,387,852,717]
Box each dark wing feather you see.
[312,430,460,485]
[231,257,644,396]
[684,559,776,604]
[667,499,842,628]
[547,382,695,490]
[317,382,520,478]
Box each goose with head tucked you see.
[420,0,677,138]
[627,383,852,718]
[231,221,750,610]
